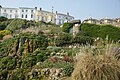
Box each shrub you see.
[0,69,8,80]
[0,24,7,30]
[41,59,73,70]
[6,18,26,32]
[0,34,4,40]
[71,44,120,80]
[63,62,74,76]
[0,56,16,70]
[0,16,8,21]
[0,33,48,57]
[81,23,120,41]
[34,34,48,49]
[8,69,25,80]
[55,33,72,46]
[36,50,48,62]
[41,59,54,68]
[72,36,94,45]
[21,54,36,69]
[62,23,73,33]
[0,38,16,56]
[0,30,11,36]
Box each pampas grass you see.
[71,43,120,80]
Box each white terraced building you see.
[0,6,35,20]
[0,5,74,25]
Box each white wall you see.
[1,8,18,19]
[56,14,74,25]
[18,8,35,20]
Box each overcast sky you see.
[0,0,120,21]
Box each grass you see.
[70,43,120,80]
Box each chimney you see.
[56,11,58,14]
[0,5,2,8]
[40,8,42,11]
[67,12,69,15]
[35,7,37,10]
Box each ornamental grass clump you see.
[71,44,120,80]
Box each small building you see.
[70,20,81,36]
[83,17,101,24]
[100,18,116,25]
[83,17,120,27]
[115,18,120,23]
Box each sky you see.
[0,0,120,21]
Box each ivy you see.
[62,22,73,33]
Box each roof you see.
[19,7,35,9]
[38,10,52,14]
[84,18,99,21]
[2,7,18,9]
[56,13,74,18]
[70,20,81,24]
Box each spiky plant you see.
[71,43,120,80]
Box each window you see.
[59,20,61,24]
[26,10,28,12]
[4,9,6,12]
[62,20,64,24]
[22,14,24,18]
[10,10,12,12]
[42,16,44,21]
[10,14,12,18]
[38,17,40,21]
[15,15,18,18]
[25,15,27,18]
[31,14,33,18]
[22,10,24,12]
[31,10,33,12]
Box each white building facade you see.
[18,7,35,20]
[0,5,74,25]
[55,12,74,25]
[0,7,18,19]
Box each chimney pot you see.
[56,11,58,14]
[35,7,37,10]
[40,8,42,11]
[67,12,69,15]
